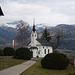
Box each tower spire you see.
[33,18,36,32]
[33,18,35,25]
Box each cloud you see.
[0,0,75,26]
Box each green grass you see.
[20,60,75,75]
[0,59,27,70]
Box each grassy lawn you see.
[0,58,27,70]
[20,60,75,75]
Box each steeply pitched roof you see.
[0,7,4,16]
[37,38,52,46]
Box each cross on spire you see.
[33,18,36,32]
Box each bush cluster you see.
[3,47,15,56]
[14,47,31,60]
[41,53,69,70]
[1,47,31,60]
[0,49,4,56]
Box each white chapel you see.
[28,19,53,58]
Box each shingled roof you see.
[37,38,52,46]
[0,7,4,16]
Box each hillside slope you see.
[48,24,75,50]
[0,26,17,45]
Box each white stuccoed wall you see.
[31,31,37,46]
[37,46,53,57]
[32,49,37,57]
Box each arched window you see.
[44,49,46,54]
[48,49,49,54]
[38,51,40,54]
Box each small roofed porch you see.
[29,47,38,58]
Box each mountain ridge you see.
[0,22,75,50]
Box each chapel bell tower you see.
[31,19,37,46]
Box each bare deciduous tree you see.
[51,30,65,51]
[16,20,30,47]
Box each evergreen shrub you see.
[0,49,4,56]
[14,47,31,60]
[3,47,15,56]
[41,53,69,70]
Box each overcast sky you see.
[0,0,75,26]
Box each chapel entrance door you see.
[31,51,33,58]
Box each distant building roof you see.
[37,38,52,46]
[0,7,4,16]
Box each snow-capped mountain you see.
[0,21,53,30]
[0,22,17,47]
[35,23,53,33]
[0,21,53,48]
[0,21,75,51]
[0,21,19,28]
[36,23,53,29]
